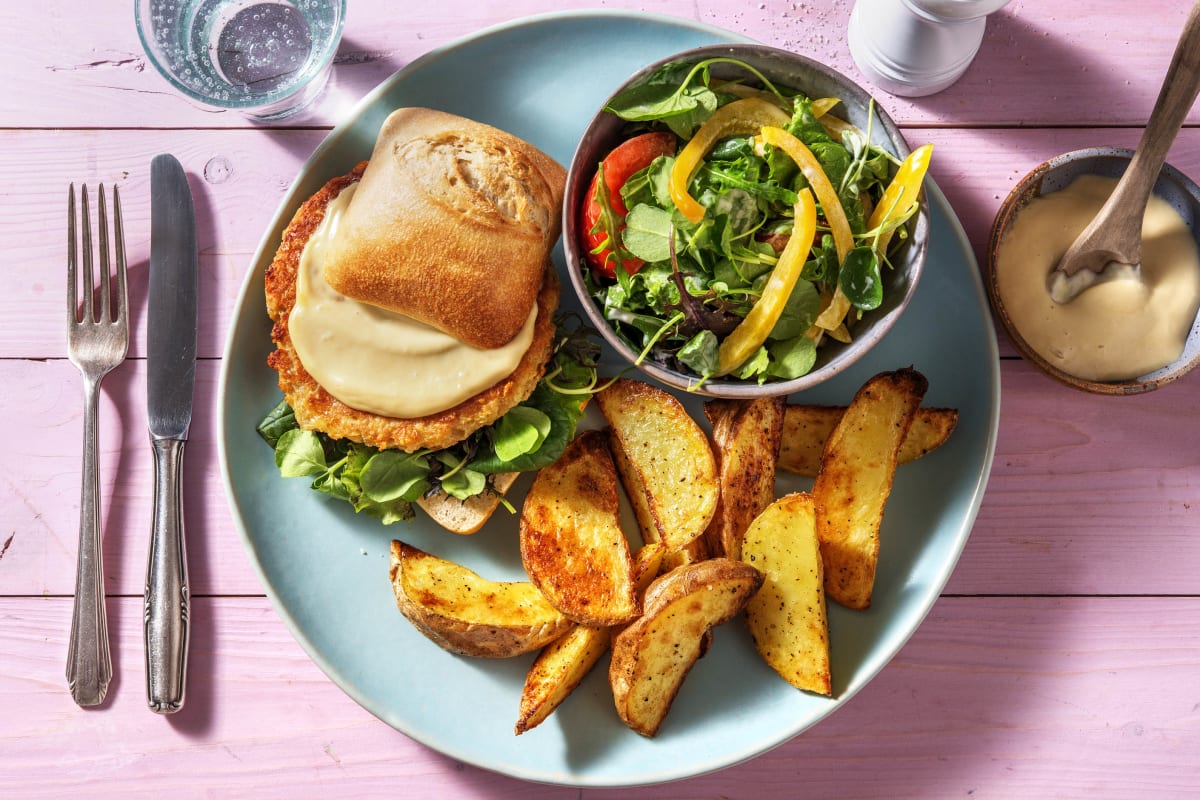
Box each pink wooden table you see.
[4,1,1199,797]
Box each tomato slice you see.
[579,131,677,279]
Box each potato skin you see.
[389,540,572,658]
[609,559,762,737]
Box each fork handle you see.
[67,375,113,707]
[145,436,190,714]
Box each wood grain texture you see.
[4,0,1200,796]
[0,1,1194,129]
[3,596,1197,799]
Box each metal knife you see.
[145,153,197,714]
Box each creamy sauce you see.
[288,183,536,418]
[996,175,1200,381]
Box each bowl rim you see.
[562,42,929,398]
[985,146,1200,395]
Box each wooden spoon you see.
[1050,0,1200,303]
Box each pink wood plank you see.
[2,359,259,598]
[7,357,1200,599]
[1,129,327,361]
[947,358,1200,596]
[3,596,1197,798]
[1,1,1196,129]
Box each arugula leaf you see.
[733,345,771,380]
[470,383,586,475]
[359,450,431,504]
[767,278,820,340]
[839,246,884,310]
[493,405,552,462]
[622,204,675,263]
[802,234,840,285]
[676,329,720,377]
[619,156,672,210]
[785,96,835,148]
[275,429,328,478]
[767,336,818,379]
[256,400,297,448]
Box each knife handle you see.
[145,436,190,714]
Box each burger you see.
[258,108,597,533]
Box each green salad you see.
[577,57,932,385]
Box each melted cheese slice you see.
[288,183,536,419]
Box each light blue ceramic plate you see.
[217,10,1000,787]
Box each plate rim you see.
[216,9,1001,788]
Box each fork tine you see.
[113,185,128,325]
[81,185,94,323]
[98,185,111,324]
[67,184,78,324]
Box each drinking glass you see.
[135,0,346,119]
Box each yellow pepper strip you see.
[716,188,817,375]
[814,285,853,332]
[669,97,791,224]
[759,126,855,263]
[868,143,933,254]
[825,322,852,343]
[811,97,841,117]
[818,113,855,140]
[811,98,857,140]
[758,125,858,334]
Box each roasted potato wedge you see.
[417,472,519,535]
[609,558,763,737]
[515,624,611,735]
[741,493,831,696]
[596,378,719,553]
[702,397,785,561]
[389,540,572,658]
[779,404,957,478]
[520,430,639,627]
[812,368,927,609]
[515,542,669,734]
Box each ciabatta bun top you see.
[321,107,566,350]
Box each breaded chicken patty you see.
[265,162,560,453]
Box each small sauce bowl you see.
[986,147,1200,394]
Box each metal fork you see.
[65,184,129,707]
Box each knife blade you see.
[145,153,197,714]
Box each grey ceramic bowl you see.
[986,147,1200,395]
[562,43,930,398]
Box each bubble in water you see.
[215,1,314,92]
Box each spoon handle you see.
[1107,1,1200,221]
